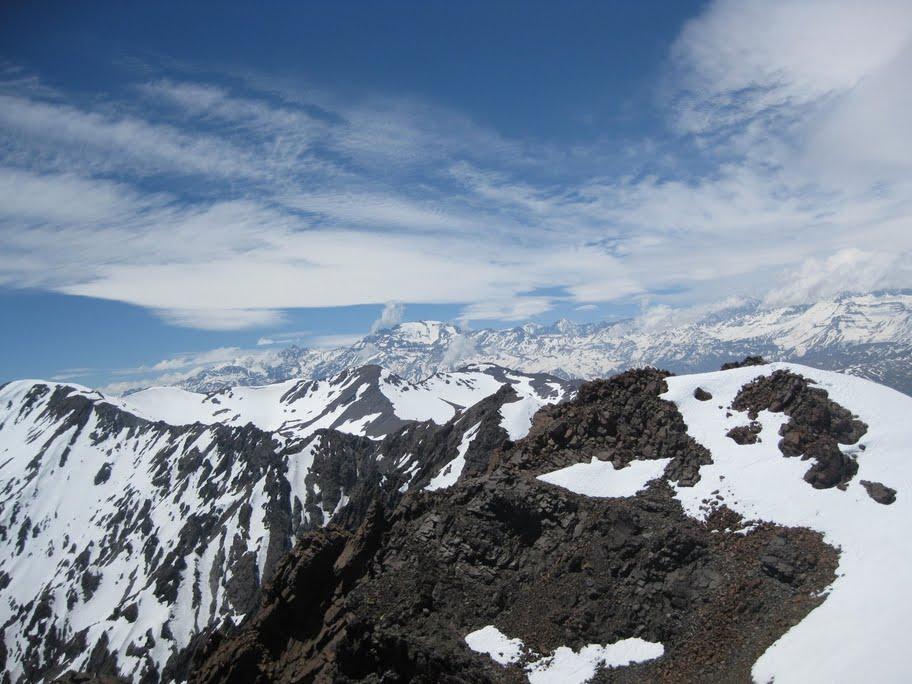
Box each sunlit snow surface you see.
[124,366,566,440]
[464,625,664,682]
[537,457,672,498]
[540,362,911,683]
[464,625,525,665]
[499,372,566,440]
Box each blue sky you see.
[2,1,912,389]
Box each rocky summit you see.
[1,359,910,683]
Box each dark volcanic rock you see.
[731,370,867,489]
[190,368,839,684]
[693,387,713,401]
[93,463,112,485]
[860,480,897,505]
[726,422,762,445]
[498,368,712,487]
[802,438,858,489]
[721,356,768,370]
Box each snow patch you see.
[527,639,665,684]
[465,625,664,682]
[499,373,565,440]
[464,625,524,665]
[537,457,671,498]
[425,422,481,491]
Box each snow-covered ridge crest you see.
[122,363,570,439]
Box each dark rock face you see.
[721,356,768,371]
[802,438,858,489]
[860,480,897,505]
[726,422,762,445]
[189,369,838,684]
[693,387,713,401]
[731,370,867,489]
[500,369,712,487]
[93,463,112,485]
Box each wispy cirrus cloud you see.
[2,0,911,332]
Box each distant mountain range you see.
[169,291,912,395]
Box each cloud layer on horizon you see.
[2,0,911,330]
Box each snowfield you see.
[538,362,911,683]
[123,365,568,440]
[537,457,672,498]
[465,625,664,683]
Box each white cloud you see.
[442,333,477,369]
[156,308,287,331]
[118,347,247,374]
[460,297,555,322]
[671,0,912,134]
[256,330,312,346]
[763,248,912,308]
[370,302,405,333]
[0,93,262,180]
[632,296,751,333]
[281,191,474,233]
[308,333,364,348]
[3,5,912,335]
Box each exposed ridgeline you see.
[3,360,910,682]
[0,366,571,682]
[190,361,912,683]
[189,362,912,683]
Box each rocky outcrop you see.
[860,480,897,505]
[730,370,868,489]
[190,368,839,683]
[726,422,762,445]
[499,369,712,487]
[720,356,767,371]
[693,387,712,401]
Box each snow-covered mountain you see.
[3,357,910,682]
[0,365,571,683]
[169,291,912,396]
[189,360,912,683]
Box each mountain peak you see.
[150,292,912,398]
[382,320,455,344]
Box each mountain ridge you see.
[155,291,912,396]
[2,359,910,682]
[0,364,571,682]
